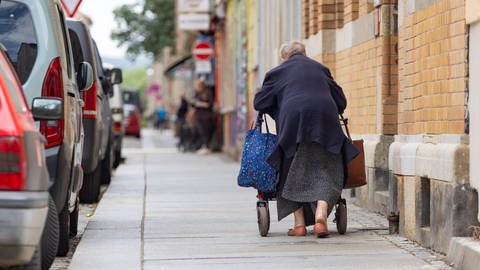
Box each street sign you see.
[60,0,83,17]
[195,60,212,74]
[178,0,210,13]
[192,41,213,61]
[178,13,210,31]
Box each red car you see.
[0,49,63,268]
[123,104,141,138]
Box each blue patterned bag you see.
[237,114,278,192]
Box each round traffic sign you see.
[192,42,213,61]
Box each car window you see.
[56,5,73,79]
[0,0,38,85]
[0,52,28,112]
[69,29,83,72]
[93,42,105,77]
[123,92,133,103]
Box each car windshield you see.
[0,0,38,85]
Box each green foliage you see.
[122,67,149,116]
[122,67,148,94]
[111,0,175,59]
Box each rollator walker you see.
[254,116,359,237]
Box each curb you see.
[447,237,480,270]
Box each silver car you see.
[0,0,93,267]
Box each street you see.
[57,129,451,270]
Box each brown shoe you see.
[287,226,307,236]
[314,221,329,238]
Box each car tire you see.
[101,139,113,185]
[113,149,121,169]
[41,196,59,270]
[79,164,101,203]
[69,198,79,237]
[56,195,70,256]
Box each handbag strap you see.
[256,113,271,134]
[339,114,352,140]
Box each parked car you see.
[122,88,143,113]
[92,41,114,185]
[67,19,113,200]
[104,64,124,169]
[0,48,56,270]
[123,104,141,138]
[0,0,94,260]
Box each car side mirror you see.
[77,62,94,92]
[31,97,63,121]
[101,76,112,95]
[110,68,123,85]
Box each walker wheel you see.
[257,202,270,237]
[335,200,347,235]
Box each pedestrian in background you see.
[192,80,214,155]
[176,94,189,150]
[254,41,359,237]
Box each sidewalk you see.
[68,129,452,270]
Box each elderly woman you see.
[253,41,358,237]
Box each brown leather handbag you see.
[340,115,367,189]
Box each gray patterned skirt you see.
[276,142,344,225]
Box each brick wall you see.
[304,0,467,135]
[344,0,359,23]
[398,0,468,134]
[305,2,398,135]
[336,39,379,134]
[359,0,374,16]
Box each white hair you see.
[279,41,306,60]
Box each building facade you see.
[208,0,480,254]
[301,0,478,253]
[216,0,302,157]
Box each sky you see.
[78,0,139,59]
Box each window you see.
[92,41,105,77]
[0,1,38,85]
[68,29,83,72]
[0,52,28,112]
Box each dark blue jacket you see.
[254,54,359,174]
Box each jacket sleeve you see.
[254,71,277,117]
[324,68,347,114]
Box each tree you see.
[111,0,175,59]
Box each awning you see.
[164,55,193,76]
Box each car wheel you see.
[101,139,113,185]
[69,198,79,237]
[56,195,70,256]
[41,196,59,270]
[113,149,121,169]
[79,164,101,203]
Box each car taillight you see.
[0,137,26,190]
[113,121,122,133]
[40,57,64,149]
[83,82,97,119]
